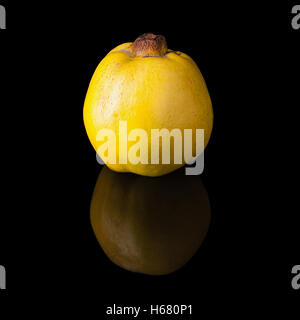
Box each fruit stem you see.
[131,33,168,57]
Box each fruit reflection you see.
[90,166,211,275]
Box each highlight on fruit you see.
[83,33,213,176]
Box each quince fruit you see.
[84,33,213,176]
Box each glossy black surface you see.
[0,1,298,312]
[90,167,211,276]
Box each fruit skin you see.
[83,35,213,176]
[90,166,211,276]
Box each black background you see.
[0,0,299,313]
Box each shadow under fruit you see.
[90,167,211,276]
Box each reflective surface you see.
[90,166,211,275]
